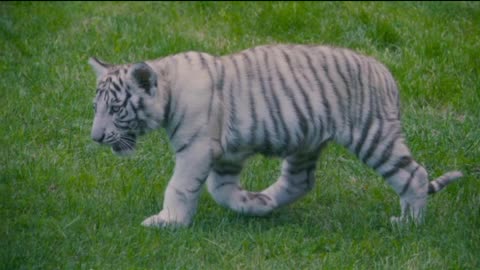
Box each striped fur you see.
[88,44,462,227]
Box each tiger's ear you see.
[88,57,111,78]
[129,62,157,96]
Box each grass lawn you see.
[1,1,479,269]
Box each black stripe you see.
[376,70,391,118]
[163,87,172,127]
[255,49,283,144]
[198,53,214,81]
[357,56,367,126]
[261,48,291,146]
[301,48,334,134]
[361,68,387,160]
[287,153,315,166]
[382,73,400,121]
[206,92,214,122]
[216,59,225,102]
[173,188,188,203]
[167,91,178,126]
[262,120,273,154]
[229,56,244,144]
[372,131,401,170]
[213,162,242,176]
[184,53,192,64]
[118,103,128,118]
[112,81,121,92]
[281,49,315,137]
[113,119,134,130]
[381,156,413,179]
[198,53,215,121]
[354,100,374,156]
[344,53,359,141]
[332,51,352,114]
[246,192,271,205]
[169,109,186,140]
[96,90,105,108]
[361,119,384,163]
[214,181,239,190]
[296,49,323,145]
[427,183,437,195]
[351,54,365,126]
[334,50,354,145]
[110,89,119,102]
[113,121,129,129]
[317,49,344,133]
[175,129,201,153]
[298,65,316,93]
[371,67,383,115]
[399,166,419,196]
[241,52,258,146]
[121,91,132,109]
[227,80,242,150]
[199,53,210,69]
[354,61,375,155]
[298,69,319,144]
[116,106,135,122]
[218,57,242,151]
[133,98,148,132]
[287,162,316,175]
[275,50,308,142]
[214,168,241,176]
[186,177,206,193]
[104,90,109,106]
[129,98,140,116]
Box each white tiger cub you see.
[88,44,462,228]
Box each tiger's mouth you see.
[111,133,137,156]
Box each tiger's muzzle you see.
[92,129,137,156]
[110,132,137,156]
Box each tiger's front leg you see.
[141,140,211,228]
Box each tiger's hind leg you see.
[207,150,321,216]
[346,121,430,223]
[206,160,277,216]
[260,151,321,209]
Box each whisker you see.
[118,139,131,150]
[121,136,136,143]
[118,136,135,151]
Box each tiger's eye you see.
[111,106,121,113]
[129,121,138,129]
[128,121,138,129]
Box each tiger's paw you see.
[141,210,190,228]
[390,215,423,226]
[390,216,403,225]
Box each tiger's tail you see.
[428,171,463,195]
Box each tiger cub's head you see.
[88,57,165,156]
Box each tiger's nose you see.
[91,117,106,143]
[93,134,105,143]
[91,130,105,143]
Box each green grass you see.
[1,1,479,269]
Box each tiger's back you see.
[215,44,401,159]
